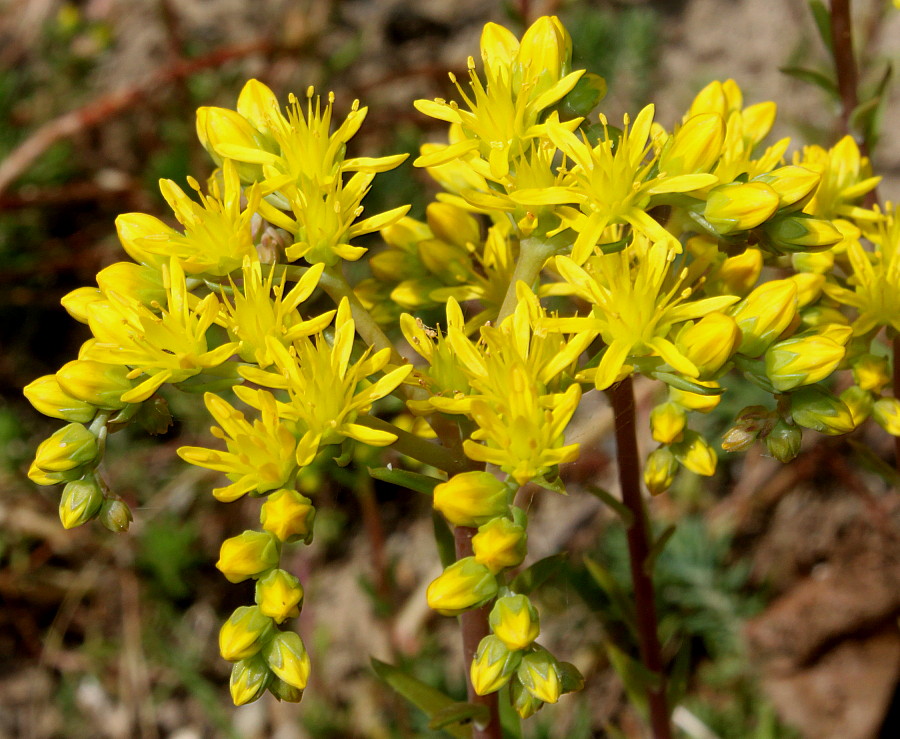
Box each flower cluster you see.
[24,12,898,723]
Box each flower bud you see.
[669,380,722,413]
[56,360,134,410]
[762,213,842,253]
[650,402,686,444]
[32,423,99,475]
[517,647,562,704]
[262,631,311,690]
[789,386,854,436]
[703,181,779,235]
[255,569,304,624]
[676,312,742,377]
[98,498,132,532]
[872,397,900,436]
[480,22,520,80]
[59,477,104,529]
[426,557,498,616]
[764,333,847,392]
[787,273,826,308]
[268,677,304,703]
[96,262,166,306]
[510,675,544,719]
[517,15,571,88]
[792,249,835,274]
[470,635,522,696]
[114,212,175,269]
[472,518,527,574]
[219,606,276,662]
[644,446,678,495]
[660,113,724,175]
[722,406,775,452]
[216,530,279,584]
[752,165,820,210]
[236,78,279,135]
[730,279,798,357]
[60,286,104,324]
[671,430,717,476]
[195,107,272,183]
[489,595,541,651]
[716,247,763,296]
[426,202,481,251]
[851,354,891,393]
[764,419,802,462]
[260,489,316,544]
[230,653,272,706]
[23,375,96,423]
[433,471,511,528]
[839,386,873,427]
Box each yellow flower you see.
[178,390,298,502]
[215,530,279,583]
[650,402,686,444]
[795,135,881,220]
[83,258,238,403]
[644,446,678,495]
[23,375,96,423]
[675,312,742,377]
[789,386,855,436]
[30,423,99,484]
[729,279,798,357]
[703,181,779,235]
[255,569,304,623]
[873,398,900,436]
[55,359,135,410]
[671,430,717,476]
[260,489,316,543]
[238,299,412,465]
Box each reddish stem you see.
[608,376,672,739]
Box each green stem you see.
[607,376,672,739]
[496,237,559,324]
[356,414,469,474]
[321,266,398,359]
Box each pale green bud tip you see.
[255,568,304,623]
[426,557,498,616]
[230,654,272,706]
[722,406,775,453]
[260,489,316,543]
[763,214,842,252]
[31,423,99,480]
[704,181,779,235]
[764,419,802,462]
[489,595,540,651]
[263,631,311,690]
[517,647,562,704]
[873,397,900,436]
[470,635,521,696]
[472,517,527,574]
[216,530,280,583]
[59,478,104,529]
[644,446,678,495]
[432,471,511,527]
[99,498,133,533]
[219,606,275,662]
[764,334,846,392]
[731,279,798,357]
[790,386,855,436]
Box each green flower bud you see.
[262,631,311,691]
[255,569,304,624]
[753,165,820,210]
[839,386,873,427]
[644,446,678,495]
[790,386,855,436]
[268,677,304,703]
[851,354,891,393]
[764,332,848,392]
[216,530,279,584]
[471,517,525,572]
[800,305,849,329]
[31,423,99,476]
[470,635,522,696]
[433,471,511,528]
[510,675,544,719]
[426,557,498,616]
[650,402,686,444]
[23,375,96,423]
[489,595,541,651]
[671,430,717,476]
[517,646,562,704]
[730,279,798,357]
[230,653,272,706]
[762,213,842,253]
[722,406,775,452]
[219,606,276,662]
[669,380,722,413]
[59,477,104,529]
[872,397,900,436]
[704,181,779,235]
[792,249,835,274]
[260,489,316,544]
[676,312,742,377]
[98,498,133,533]
[56,360,135,410]
[764,419,802,462]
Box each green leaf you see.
[848,439,900,488]
[370,658,472,739]
[604,641,662,713]
[498,683,524,738]
[561,72,608,117]
[779,66,839,100]
[428,702,489,731]
[368,466,442,495]
[583,555,638,641]
[644,524,676,576]
[852,62,893,148]
[585,485,634,527]
[510,553,567,595]
[808,0,832,54]
[433,511,457,569]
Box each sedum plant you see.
[24,14,898,739]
